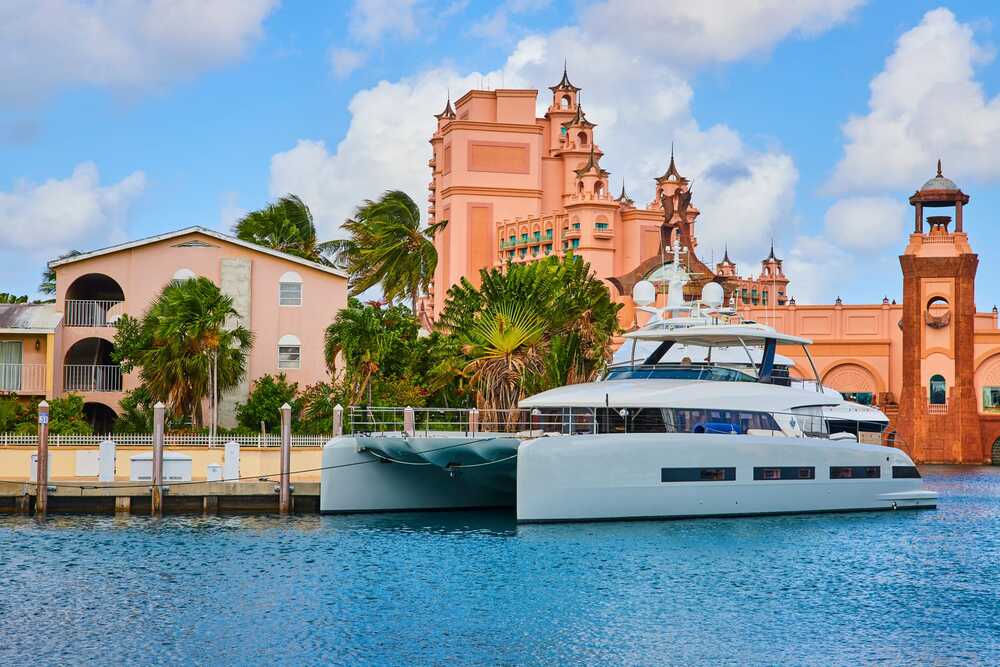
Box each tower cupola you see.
[548,62,580,112]
[908,160,970,234]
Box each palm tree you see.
[439,255,621,416]
[0,293,27,304]
[460,302,546,427]
[39,250,82,295]
[324,298,417,404]
[338,190,445,313]
[234,195,336,265]
[137,277,253,427]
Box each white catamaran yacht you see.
[321,243,936,521]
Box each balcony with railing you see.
[64,365,122,393]
[64,299,125,327]
[0,363,47,394]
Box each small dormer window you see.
[279,271,303,306]
[172,268,196,281]
[560,95,571,109]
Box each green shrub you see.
[235,374,301,434]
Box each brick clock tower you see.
[897,162,986,463]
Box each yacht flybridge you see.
[321,244,936,521]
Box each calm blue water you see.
[1,467,999,666]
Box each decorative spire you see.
[657,143,686,182]
[574,144,607,177]
[936,158,943,178]
[434,93,455,120]
[549,60,580,92]
[561,103,596,129]
[722,243,732,264]
[765,239,780,262]
[616,180,634,205]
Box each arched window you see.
[929,374,946,405]
[279,271,303,306]
[560,95,571,109]
[594,181,604,197]
[577,181,584,194]
[172,268,196,281]
[577,131,588,146]
[278,334,301,369]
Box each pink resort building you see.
[424,66,787,326]
[0,227,347,430]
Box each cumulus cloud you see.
[0,163,146,253]
[276,0,859,260]
[828,8,1000,193]
[580,0,864,66]
[330,48,367,79]
[783,236,856,304]
[348,0,419,43]
[823,196,907,253]
[0,0,277,103]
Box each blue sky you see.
[2,0,999,309]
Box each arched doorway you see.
[83,402,118,434]
[992,437,1000,465]
[64,337,121,392]
[822,363,880,405]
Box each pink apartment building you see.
[0,227,347,431]
[423,68,787,326]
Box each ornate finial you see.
[722,243,732,264]
[835,296,843,305]
[936,158,943,177]
[765,239,779,262]
[435,92,455,120]
[658,145,685,182]
[549,61,580,92]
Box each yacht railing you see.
[347,406,898,447]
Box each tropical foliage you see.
[112,277,254,426]
[39,249,82,295]
[324,298,421,405]
[0,293,27,304]
[0,394,92,435]
[236,374,302,433]
[332,190,444,312]
[234,194,336,265]
[439,255,621,418]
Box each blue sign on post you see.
[38,414,48,425]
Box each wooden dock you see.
[0,480,320,515]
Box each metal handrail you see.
[64,364,123,392]
[0,363,46,393]
[64,299,124,327]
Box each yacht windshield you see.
[604,364,756,383]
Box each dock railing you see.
[0,433,328,448]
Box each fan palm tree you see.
[234,195,336,265]
[137,278,253,427]
[459,301,546,427]
[439,255,621,415]
[338,190,445,313]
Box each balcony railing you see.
[65,300,125,327]
[64,365,123,392]
[0,363,46,394]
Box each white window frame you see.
[279,271,303,307]
[278,334,301,370]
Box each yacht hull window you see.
[830,466,881,479]
[753,466,815,481]
[661,467,736,482]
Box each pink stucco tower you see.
[424,69,789,325]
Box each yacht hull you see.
[320,436,517,513]
[516,433,936,522]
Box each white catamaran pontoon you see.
[321,245,936,522]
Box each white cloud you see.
[0,163,146,253]
[828,8,1000,193]
[469,0,553,43]
[823,196,906,253]
[219,191,246,232]
[0,0,277,103]
[580,0,864,66]
[330,48,367,79]
[274,0,858,260]
[349,0,419,43]
[784,235,856,304]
